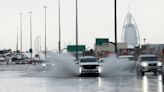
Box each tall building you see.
[121,12,140,48]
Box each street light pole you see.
[143,38,146,45]
[29,12,32,60]
[20,13,23,53]
[16,28,18,53]
[114,0,118,54]
[35,35,41,55]
[58,0,61,53]
[75,0,79,60]
[39,36,41,52]
[43,6,47,58]
[34,37,37,55]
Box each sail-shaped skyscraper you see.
[121,12,140,48]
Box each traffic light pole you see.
[75,0,79,60]
[114,0,118,54]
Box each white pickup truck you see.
[136,54,162,75]
[78,56,101,76]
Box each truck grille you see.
[149,63,157,66]
[83,65,97,69]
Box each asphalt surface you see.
[0,63,162,92]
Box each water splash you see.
[100,54,135,77]
[43,52,79,78]
[26,52,135,78]
[25,51,79,78]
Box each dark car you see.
[16,57,27,64]
[9,56,17,64]
[33,54,40,63]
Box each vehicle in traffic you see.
[9,56,17,64]
[25,57,32,64]
[118,55,135,61]
[9,56,27,64]
[0,56,6,64]
[33,54,40,63]
[16,57,27,64]
[78,56,101,76]
[136,54,162,75]
[4,53,12,60]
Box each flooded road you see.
[0,64,162,92]
[0,53,162,92]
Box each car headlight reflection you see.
[142,62,148,67]
[158,62,162,66]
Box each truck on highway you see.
[136,54,162,75]
[78,56,101,76]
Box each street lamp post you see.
[114,0,118,54]
[34,37,37,55]
[29,12,32,60]
[58,0,61,53]
[43,6,47,58]
[35,35,41,55]
[143,38,146,45]
[75,0,79,60]
[39,36,41,52]
[20,13,23,53]
[16,28,18,53]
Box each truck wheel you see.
[141,71,145,76]
[79,73,83,77]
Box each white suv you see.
[78,56,101,76]
[136,55,162,75]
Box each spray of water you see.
[26,52,135,78]
[23,51,79,78]
[46,53,78,77]
[100,54,135,77]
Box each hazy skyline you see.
[0,0,164,51]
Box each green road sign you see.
[96,38,109,45]
[67,45,85,52]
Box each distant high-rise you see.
[121,12,140,48]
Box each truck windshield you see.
[119,57,134,61]
[128,57,135,61]
[80,58,97,63]
[141,57,158,61]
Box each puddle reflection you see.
[142,75,148,92]
[158,75,163,92]
[142,75,163,92]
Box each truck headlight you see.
[157,62,162,66]
[142,62,148,67]
[42,63,46,67]
[51,64,55,66]
[98,66,102,73]
[79,67,82,73]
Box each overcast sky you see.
[0,0,164,51]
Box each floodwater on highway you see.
[0,52,163,92]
